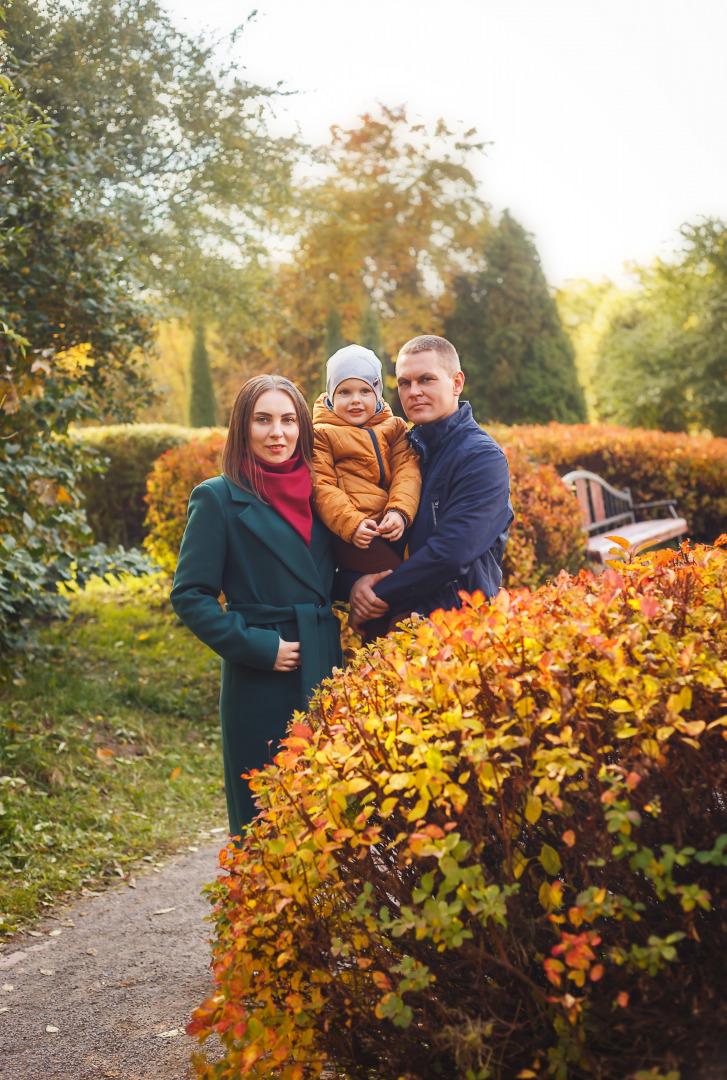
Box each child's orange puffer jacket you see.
[311,393,421,542]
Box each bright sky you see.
[166,0,727,287]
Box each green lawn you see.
[0,575,226,937]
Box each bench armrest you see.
[631,499,679,520]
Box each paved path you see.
[0,837,226,1079]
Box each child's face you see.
[332,378,377,426]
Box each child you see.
[312,343,421,637]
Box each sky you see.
[165,0,727,287]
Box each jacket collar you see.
[221,474,328,601]
[409,401,473,464]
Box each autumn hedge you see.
[189,541,727,1080]
[491,421,727,545]
[143,435,585,589]
[72,423,223,547]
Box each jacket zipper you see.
[366,428,386,488]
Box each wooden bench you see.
[561,469,687,563]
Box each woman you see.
[170,375,343,835]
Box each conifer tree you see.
[320,307,347,395]
[446,212,586,425]
[187,324,217,427]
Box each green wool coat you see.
[170,474,342,835]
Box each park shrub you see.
[503,447,586,587]
[72,424,207,547]
[189,541,727,1080]
[139,427,583,589]
[143,432,226,574]
[490,421,727,546]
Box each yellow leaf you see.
[610,699,633,713]
[137,633,149,641]
[96,747,114,761]
[525,795,542,824]
[407,797,429,822]
[170,766,181,781]
[379,797,398,818]
[345,777,370,795]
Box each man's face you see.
[396,350,465,424]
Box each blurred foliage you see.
[143,433,226,575]
[142,426,585,591]
[3,0,298,327]
[0,575,224,936]
[189,541,727,1080]
[232,106,491,403]
[0,8,155,666]
[187,325,217,428]
[447,212,587,425]
[71,423,218,548]
[490,421,727,546]
[557,220,727,435]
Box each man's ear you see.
[453,370,465,397]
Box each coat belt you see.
[226,600,336,711]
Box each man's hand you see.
[349,571,391,629]
[352,519,379,549]
[274,638,300,671]
[377,510,407,541]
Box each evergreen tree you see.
[187,324,217,427]
[446,212,587,425]
[359,304,383,356]
[320,307,347,395]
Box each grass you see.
[0,573,227,938]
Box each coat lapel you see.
[222,475,328,601]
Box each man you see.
[348,334,513,627]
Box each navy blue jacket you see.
[374,402,513,616]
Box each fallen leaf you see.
[2,984,14,992]
[46,1025,59,1033]
[128,877,137,889]
[209,827,226,834]
[48,929,62,937]
[156,1028,182,1038]
[0,1006,8,1014]
[27,931,43,938]
[96,748,114,761]
[40,968,54,976]
[187,846,198,853]
[170,766,181,781]
[152,907,176,915]
[86,948,98,956]
[59,920,74,928]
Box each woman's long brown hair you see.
[221,374,314,502]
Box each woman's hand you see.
[377,510,406,541]
[274,638,301,671]
[352,519,379,549]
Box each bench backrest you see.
[561,470,635,535]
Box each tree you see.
[591,220,727,435]
[0,9,155,664]
[3,0,297,327]
[187,325,217,427]
[242,107,490,399]
[445,212,587,425]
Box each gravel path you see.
[0,836,227,1080]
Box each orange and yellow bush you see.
[491,421,727,545]
[189,541,727,1080]
[503,446,586,587]
[142,432,585,589]
[143,432,226,573]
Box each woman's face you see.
[249,389,300,464]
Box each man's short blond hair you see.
[397,335,461,376]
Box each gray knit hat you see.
[326,343,383,403]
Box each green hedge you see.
[72,424,224,547]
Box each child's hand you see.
[377,510,406,541]
[352,519,379,548]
